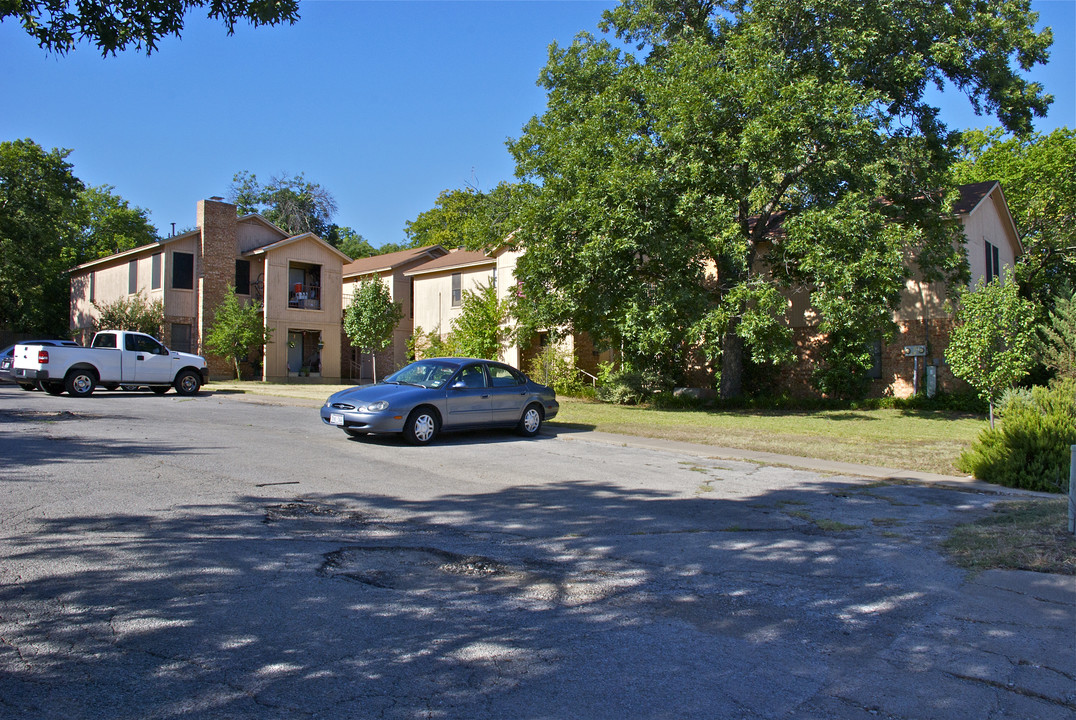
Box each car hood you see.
[326,382,437,406]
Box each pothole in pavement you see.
[318,545,531,592]
[318,545,645,604]
[264,501,371,526]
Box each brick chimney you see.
[196,197,238,378]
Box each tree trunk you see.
[720,331,744,399]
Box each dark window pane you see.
[172,252,194,289]
[235,259,250,295]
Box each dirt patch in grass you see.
[942,499,1076,575]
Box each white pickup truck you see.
[13,330,208,397]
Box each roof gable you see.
[342,245,449,278]
[404,249,496,277]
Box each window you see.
[867,337,883,380]
[451,272,462,307]
[171,324,192,353]
[492,267,498,290]
[128,260,138,294]
[489,365,524,387]
[89,272,96,302]
[985,241,1001,283]
[235,259,251,295]
[92,333,117,348]
[125,334,165,354]
[151,253,162,290]
[172,252,194,289]
[456,364,487,388]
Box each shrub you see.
[596,367,667,405]
[957,381,1076,493]
[527,346,588,396]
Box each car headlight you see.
[360,400,390,412]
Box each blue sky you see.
[2,0,1073,248]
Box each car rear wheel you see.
[65,369,97,397]
[517,403,544,437]
[174,371,201,396]
[404,406,440,445]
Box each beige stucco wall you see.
[261,238,344,381]
[411,264,496,339]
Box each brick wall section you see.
[782,318,965,398]
[197,198,239,379]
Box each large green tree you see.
[230,171,338,237]
[509,0,1052,398]
[0,139,83,335]
[5,0,299,56]
[404,183,527,251]
[953,127,1076,312]
[1,139,160,335]
[75,184,158,264]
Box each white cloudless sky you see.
[2,0,1073,248]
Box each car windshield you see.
[384,360,459,389]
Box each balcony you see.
[288,283,321,310]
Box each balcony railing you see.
[288,283,321,310]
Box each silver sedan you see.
[320,358,560,445]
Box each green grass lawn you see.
[211,380,985,476]
[552,398,985,476]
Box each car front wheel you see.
[404,406,440,445]
[517,403,544,437]
[174,371,201,396]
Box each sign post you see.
[903,345,927,395]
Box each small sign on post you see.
[1070,447,1076,535]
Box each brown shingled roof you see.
[342,245,448,278]
[403,249,496,276]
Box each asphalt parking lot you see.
[0,385,1073,719]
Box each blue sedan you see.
[320,358,560,445]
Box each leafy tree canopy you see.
[6,0,300,56]
[945,278,1037,426]
[330,226,377,261]
[953,126,1076,312]
[404,182,527,251]
[230,171,338,238]
[75,184,158,264]
[0,138,83,335]
[509,0,1052,398]
[1,138,160,335]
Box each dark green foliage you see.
[1039,289,1076,381]
[957,382,1076,493]
[8,0,300,56]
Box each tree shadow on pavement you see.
[1,470,1072,719]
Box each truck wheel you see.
[65,369,97,397]
[174,370,201,396]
